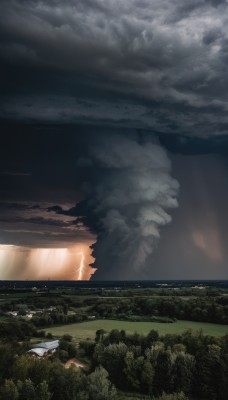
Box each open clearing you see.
[65,358,87,369]
[45,319,228,340]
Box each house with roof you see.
[27,340,59,358]
[6,311,18,317]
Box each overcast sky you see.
[0,1,228,280]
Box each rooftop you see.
[32,340,59,350]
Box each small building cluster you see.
[6,307,56,320]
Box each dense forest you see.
[0,285,228,399]
[1,288,228,326]
[0,323,228,400]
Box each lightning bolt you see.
[76,251,85,280]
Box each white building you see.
[27,340,59,358]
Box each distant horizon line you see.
[1,279,227,282]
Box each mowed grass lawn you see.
[45,319,228,340]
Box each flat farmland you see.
[45,319,228,340]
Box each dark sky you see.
[0,0,228,280]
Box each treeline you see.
[0,351,116,400]
[5,295,228,325]
[0,320,39,341]
[0,296,72,312]
[0,338,186,400]
[98,287,223,298]
[80,329,228,400]
[86,296,228,324]
[31,311,87,327]
[0,327,228,399]
[2,291,228,325]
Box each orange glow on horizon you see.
[0,244,96,280]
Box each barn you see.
[27,340,59,358]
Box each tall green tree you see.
[194,345,224,400]
[64,368,86,400]
[0,344,15,382]
[87,367,116,400]
[172,353,195,395]
[35,381,51,400]
[95,329,105,343]
[141,358,154,394]
[48,361,68,400]
[94,343,128,388]
[20,379,36,400]
[0,379,19,400]
[145,330,159,347]
[154,350,173,395]
[124,351,142,390]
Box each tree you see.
[124,351,141,390]
[95,329,105,343]
[154,350,173,395]
[63,305,68,315]
[0,379,19,400]
[11,355,32,382]
[124,352,154,393]
[28,358,51,386]
[95,343,128,388]
[194,345,225,400]
[46,333,53,339]
[87,366,116,400]
[146,330,159,347]
[120,330,126,343]
[20,379,36,400]
[80,340,96,357]
[64,368,87,400]
[0,344,15,383]
[18,309,27,316]
[172,353,195,395]
[48,361,68,400]
[109,330,121,344]
[141,358,154,394]
[145,341,165,365]
[172,344,186,353]
[35,381,51,400]
[62,334,72,342]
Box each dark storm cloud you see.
[159,132,228,155]
[0,171,32,176]
[0,229,92,248]
[1,1,228,280]
[60,132,179,279]
[0,202,30,210]
[0,125,86,204]
[1,0,228,135]
[47,205,64,213]
[0,200,94,248]
[0,215,70,228]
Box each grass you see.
[44,319,228,341]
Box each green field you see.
[45,319,228,340]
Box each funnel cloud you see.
[78,133,179,279]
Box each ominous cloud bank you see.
[0,200,94,248]
[1,1,228,279]
[76,133,179,279]
[1,0,228,136]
